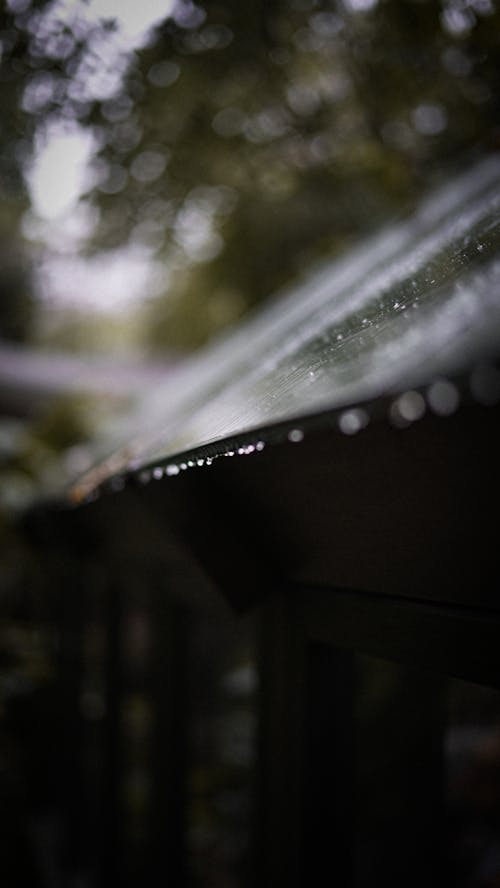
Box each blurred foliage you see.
[1,0,499,351]
[89,0,500,349]
[0,0,499,502]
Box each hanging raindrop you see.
[339,408,369,435]
[166,464,180,476]
[427,379,460,416]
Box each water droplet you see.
[196,458,205,467]
[401,390,426,421]
[255,441,265,451]
[206,458,213,466]
[336,333,343,341]
[427,379,460,416]
[470,364,500,406]
[238,445,253,455]
[390,390,426,427]
[166,464,180,476]
[153,467,163,480]
[288,428,304,443]
[477,243,484,252]
[180,462,188,471]
[393,301,400,309]
[338,408,369,435]
[308,370,315,379]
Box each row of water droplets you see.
[102,362,500,497]
[335,363,500,435]
[135,440,267,486]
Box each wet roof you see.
[71,155,500,503]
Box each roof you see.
[70,154,500,504]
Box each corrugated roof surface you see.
[71,155,500,503]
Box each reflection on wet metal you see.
[70,157,500,500]
[165,465,180,477]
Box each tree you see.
[86,0,500,349]
[0,0,499,351]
